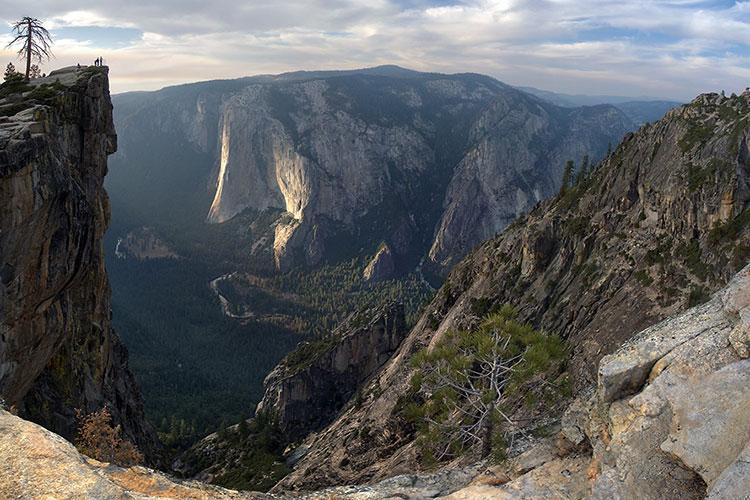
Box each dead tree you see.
[6,17,53,80]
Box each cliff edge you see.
[0,66,159,460]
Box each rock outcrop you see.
[0,409,268,499]
[258,302,406,441]
[363,244,396,282]
[110,66,633,273]
[0,66,159,460]
[114,226,179,260]
[276,89,750,489]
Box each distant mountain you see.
[110,66,633,274]
[519,85,682,125]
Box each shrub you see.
[406,306,565,464]
[74,407,144,466]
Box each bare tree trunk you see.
[481,401,494,458]
[25,20,31,80]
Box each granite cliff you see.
[0,66,158,460]
[110,66,633,274]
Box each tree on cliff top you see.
[3,62,21,82]
[6,17,53,80]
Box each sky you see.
[1,1,749,99]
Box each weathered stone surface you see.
[660,359,750,486]
[445,456,589,500]
[588,265,750,499]
[707,440,750,499]
[0,66,159,460]
[0,409,267,499]
[728,313,750,358]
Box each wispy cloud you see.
[0,0,748,98]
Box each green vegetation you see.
[645,237,673,266]
[677,240,710,281]
[709,209,750,244]
[687,285,710,307]
[634,269,654,286]
[686,161,718,192]
[560,160,574,196]
[198,412,289,492]
[678,122,713,152]
[0,74,31,98]
[212,414,289,492]
[404,306,566,465]
[564,216,590,238]
[557,156,598,210]
[26,80,65,102]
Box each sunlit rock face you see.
[112,67,633,273]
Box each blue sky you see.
[1,1,749,98]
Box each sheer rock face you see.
[112,68,633,272]
[257,302,407,442]
[0,66,158,460]
[275,91,750,490]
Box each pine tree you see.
[560,160,575,195]
[574,155,590,186]
[238,417,249,440]
[3,62,19,81]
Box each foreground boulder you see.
[438,263,750,499]
[0,409,268,499]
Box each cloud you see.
[0,0,748,99]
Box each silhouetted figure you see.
[77,63,80,69]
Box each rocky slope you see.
[275,89,750,490]
[3,265,748,498]
[110,66,632,273]
[256,302,407,441]
[0,66,158,460]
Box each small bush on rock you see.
[74,407,144,466]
